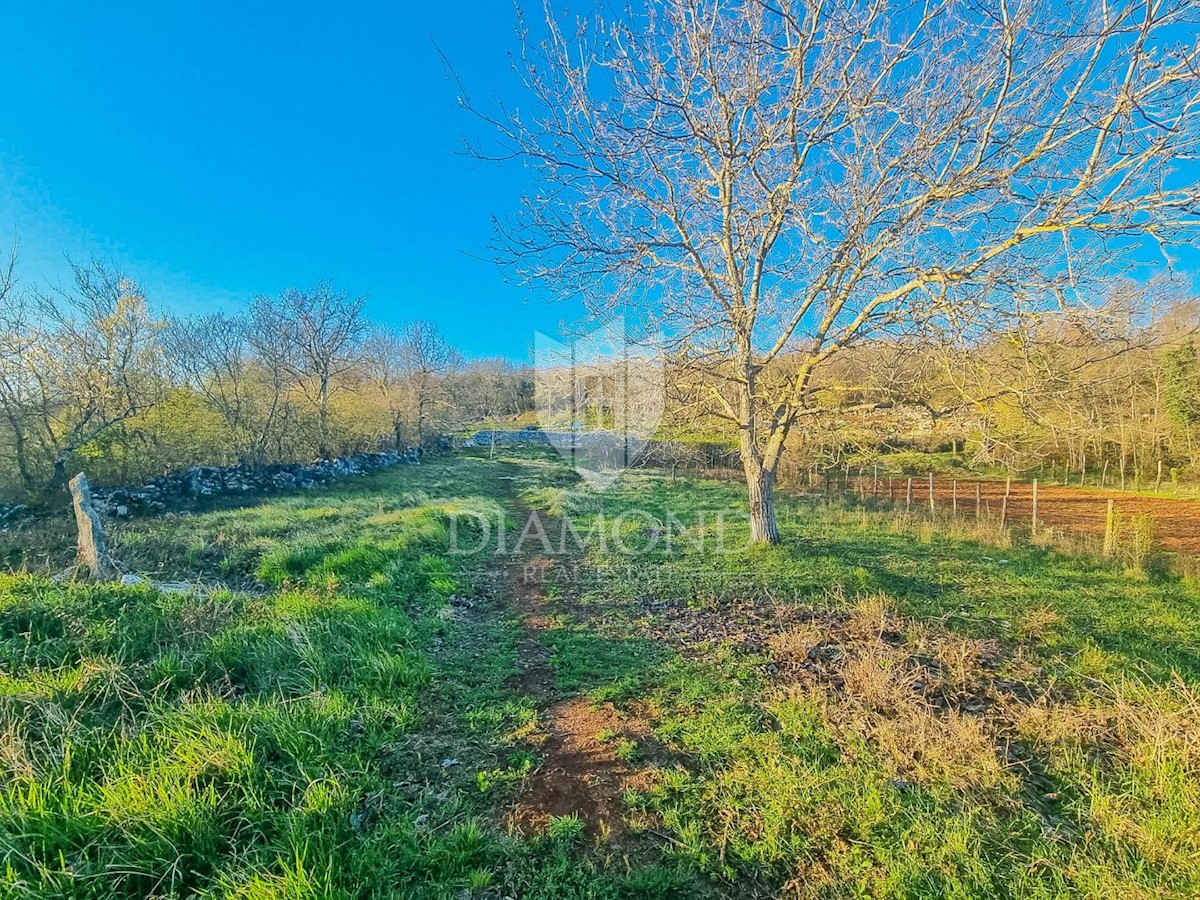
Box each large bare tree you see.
[465,0,1200,542]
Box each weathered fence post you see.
[1103,499,1116,557]
[952,479,958,514]
[69,473,114,580]
[999,492,1008,528]
[975,483,981,520]
[1031,479,1039,536]
[873,464,879,496]
[906,477,913,510]
[928,472,935,513]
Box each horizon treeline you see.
[3,251,1199,503]
[0,255,533,501]
[759,289,1200,488]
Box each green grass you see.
[521,470,1200,897]
[2,454,1199,897]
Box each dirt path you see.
[501,498,657,840]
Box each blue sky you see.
[0,1,584,360]
[3,4,1196,362]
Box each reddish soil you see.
[504,534,658,839]
[858,476,1200,556]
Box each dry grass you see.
[765,621,823,663]
[763,594,1200,803]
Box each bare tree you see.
[0,241,41,491]
[466,0,1200,542]
[362,327,412,450]
[398,320,460,444]
[31,262,165,492]
[165,312,266,462]
[453,357,532,454]
[250,283,367,458]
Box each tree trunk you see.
[48,450,73,494]
[318,375,331,458]
[3,413,35,492]
[743,453,780,544]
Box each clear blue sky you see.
[3,4,1196,362]
[0,1,584,360]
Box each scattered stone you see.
[121,574,146,586]
[0,504,28,526]
[441,758,459,769]
[155,582,200,596]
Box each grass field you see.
[2,450,1199,898]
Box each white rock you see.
[155,581,198,595]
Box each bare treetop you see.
[466,0,1200,541]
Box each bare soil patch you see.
[503,515,660,839]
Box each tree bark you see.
[318,374,331,458]
[48,450,73,494]
[742,450,780,544]
[2,411,35,492]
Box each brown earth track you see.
[857,476,1200,555]
[503,511,659,840]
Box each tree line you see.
[657,279,1200,488]
[0,249,532,501]
[778,295,1200,489]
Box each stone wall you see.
[0,449,423,526]
[465,429,554,447]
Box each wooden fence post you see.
[975,483,981,520]
[928,472,935,513]
[1103,499,1116,557]
[952,480,958,514]
[873,464,879,496]
[999,492,1008,528]
[906,477,913,510]
[1031,478,1039,536]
